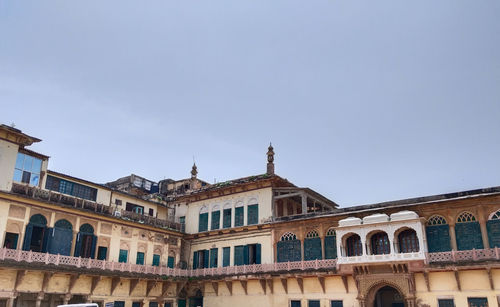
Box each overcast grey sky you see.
[1,0,499,207]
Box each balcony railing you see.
[0,248,336,278]
[338,251,426,264]
[10,183,183,232]
[427,247,500,263]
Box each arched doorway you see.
[22,214,48,252]
[74,223,97,258]
[47,219,73,256]
[369,285,405,307]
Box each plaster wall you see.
[0,140,19,192]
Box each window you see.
[426,215,451,252]
[115,199,122,206]
[277,232,301,262]
[438,299,454,307]
[193,250,209,269]
[136,252,145,265]
[304,230,322,260]
[223,206,231,228]
[3,232,19,249]
[211,208,220,230]
[456,212,484,251]
[325,228,337,259]
[45,175,97,201]
[210,248,218,268]
[149,208,154,216]
[467,298,488,307]
[247,204,259,225]
[398,229,419,253]
[153,254,160,266]
[234,244,261,265]
[371,232,390,255]
[13,152,42,186]
[119,249,128,263]
[97,246,107,260]
[308,300,320,307]
[179,216,185,224]
[199,206,208,232]
[125,202,144,215]
[149,303,158,307]
[331,301,343,307]
[235,206,244,227]
[223,247,230,267]
[291,301,301,307]
[346,234,362,256]
[167,256,175,268]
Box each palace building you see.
[1,124,500,307]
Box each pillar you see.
[479,219,490,249]
[301,194,307,215]
[449,224,457,251]
[7,297,15,307]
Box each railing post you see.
[287,261,290,271]
[473,249,477,261]
[56,254,60,265]
[452,250,456,262]
[496,247,499,260]
[0,248,5,260]
[315,259,318,269]
[103,260,106,270]
[45,253,49,264]
[28,250,33,262]
[77,257,82,268]
[17,250,21,262]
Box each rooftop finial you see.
[191,162,198,179]
[267,142,275,175]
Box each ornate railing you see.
[10,183,182,232]
[0,248,336,278]
[427,247,500,263]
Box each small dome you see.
[339,217,362,227]
[390,210,419,221]
[363,213,389,224]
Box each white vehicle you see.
[57,304,99,307]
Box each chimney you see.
[267,143,275,175]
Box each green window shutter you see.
[255,244,261,264]
[247,204,259,225]
[223,209,232,228]
[487,219,500,248]
[223,247,230,267]
[114,302,125,307]
[152,254,160,266]
[167,256,175,268]
[203,250,209,268]
[426,225,451,252]
[178,300,186,307]
[304,237,322,260]
[210,248,218,268]
[136,252,145,265]
[234,245,244,266]
[235,207,244,227]
[243,245,249,265]
[198,213,208,232]
[97,246,107,260]
[325,236,337,259]
[193,251,199,269]
[456,222,484,251]
[277,240,301,262]
[118,249,128,263]
[211,211,220,230]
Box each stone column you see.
[62,293,72,305]
[35,293,44,307]
[479,219,490,249]
[7,297,15,307]
[449,223,457,251]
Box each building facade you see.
[1,124,500,307]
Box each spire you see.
[191,163,198,179]
[267,142,275,175]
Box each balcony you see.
[10,183,183,232]
[427,247,500,263]
[339,251,426,265]
[0,247,337,279]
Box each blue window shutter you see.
[211,211,220,230]
[118,249,128,263]
[291,301,301,307]
[90,235,97,259]
[438,299,454,307]
[309,301,320,307]
[132,303,141,307]
[325,236,337,259]
[114,302,125,307]
[243,245,249,265]
[193,251,199,269]
[41,227,51,253]
[97,247,108,260]
[198,213,208,232]
[331,301,343,307]
[304,237,322,260]
[223,209,232,228]
[467,298,488,307]
[255,244,261,264]
[210,248,218,268]
[456,222,484,251]
[234,246,244,266]
[235,207,244,227]
[247,204,258,225]
[223,247,230,267]
[203,250,209,268]
[74,233,82,257]
[487,219,500,248]
[22,224,34,251]
[149,302,158,307]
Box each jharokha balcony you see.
[10,183,183,232]
[2,247,500,280]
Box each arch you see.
[223,203,232,210]
[54,219,73,230]
[487,209,500,247]
[212,204,220,211]
[79,223,94,234]
[365,282,407,307]
[277,232,301,262]
[455,211,483,250]
[457,211,477,223]
[324,227,337,259]
[368,231,390,255]
[247,197,258,205]
[344,233,362,257]
[397,228,419,253]
[29,214,47,226]
[199,206,208,214]
[234,201,244,208]
[426,215,451,252]
[280,232,297,241]
[304,230,321,260]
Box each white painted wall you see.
[0,139,19,192]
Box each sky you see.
[1,0,499,207]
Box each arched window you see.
[324,228,337,259]
[487,209,500,248]
[222,203,232,229]
[75,223,97,258]
[425,215,451,252]
[79,223,94,234]
[198,206,208,232]
[29,214,47,226]
[398,229,419,253]
[22,214,48,252]
[345,234,362,257]
[277,232,301,262]
[304,230,321,260]
[45,219,74,256]
[54,219,72,230]
[370,232,390,255]
[211,205,220,230]
[456,211,483,251]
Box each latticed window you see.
[371,232,390,255]
[306,230,319,238]
[325,228,337,259]
[457,211,477,223]
[427,215,448,225]
[281,232,297,241]
[326,228,336,237]
[346,234,362,256]
[398,229,419,253]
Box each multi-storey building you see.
[1,124,500,307]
